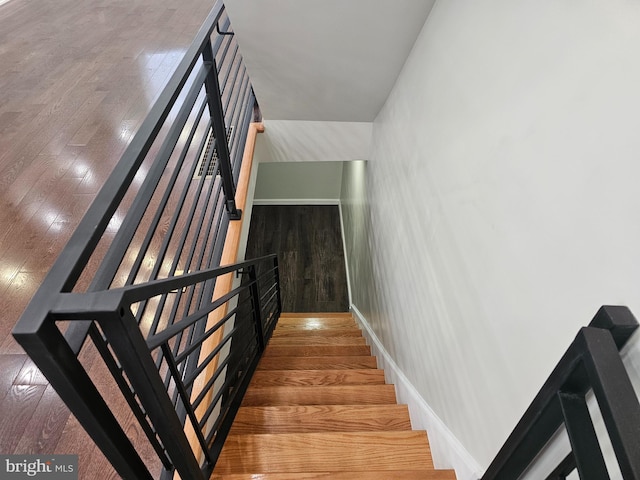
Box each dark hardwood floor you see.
[0,0,219,477]
[245,205,349,312]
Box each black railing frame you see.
[18,253,281,479]
[482,305,640,480]
[13,2,271,479]
[47,255,280,479]
[202,38,241,220]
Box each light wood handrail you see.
[179,122,264,475]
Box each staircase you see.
[211,312,457,479]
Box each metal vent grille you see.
[194,126,234,178]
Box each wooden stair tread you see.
[213,431,433,473]
[279,312,354,318]
[230,405,412,434]
[257,356,377,370]
[275,318,357,330]
[211,471,457,479]
[249,369,385,387]
[271,327,363,338]
[242,384,397,406]
[268,336,366,346]
[215,313,457,479]
[263,345,371,357]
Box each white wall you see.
[262,120,371,163]
[253,120,368,204]
[341,0,640,476]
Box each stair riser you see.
[263,345,371,357]
[268,337,367,346]
[275,320,357,329]
[249,369,385,387]
[271,328,363,338]
[230,405,412,434]
[211,472,456,480]
[242,385,397,406]
[257,356,378,370]
[214,432,433,473]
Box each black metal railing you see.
[12,2,278,479]
[482,305,640,480]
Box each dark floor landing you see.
[245,205,349,312]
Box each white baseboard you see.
[350,305,484,480]
[337,202,353,305]
[252,198,339,205]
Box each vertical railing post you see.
[247,265,265,351]
[13,320,153,480]
[202,39,241,220]
[578,328,640,479]
[273,256,283,314]
[98,302,205,480]
[160,343,213,467]
[557,391,609,479]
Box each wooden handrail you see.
[182,122,265,471]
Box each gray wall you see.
[341,0,640,476]
[254,161,343,203]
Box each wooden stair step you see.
[230,405,412,434]
[271,327,363,338]
[262,345,370,357]
[213,431,433,473]
[211,471,457,480]
[275,318,357,330]
[268,336,366,346]
[249,369,385,387]
[257,356,377,370]
[242,384,397,406]
[279,312,354,319]
[214,314,457,479]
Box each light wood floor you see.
[0,0,218,477]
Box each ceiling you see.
[225,0,436,122]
